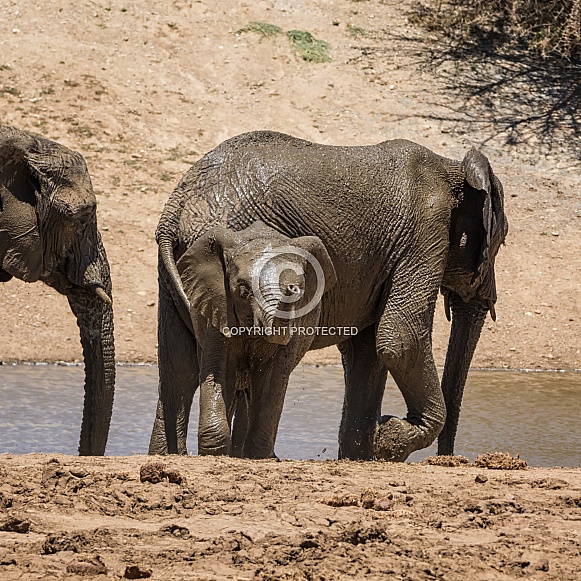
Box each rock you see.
[160,524,190,538]
[0,492,13,509]
[535,559,550,572]
[65,555,107,576]
[124,564,153,579]
[164,468,185,485]
[139,462,184,485]
[0,549,16,566]
[0,517,30,534]
[373,497,393,511]
[360,488,378,509]
[140,462,167,484]
[70,468,89,479]
[41,531,88,554]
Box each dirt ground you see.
[0,454,579,580]
[0,0,579,370]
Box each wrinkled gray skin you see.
[0,126,115,456]
[151,131,508,461]
[153,221,336,458]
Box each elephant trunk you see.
[437,292,488,456]
[67,234,115,456]
[260,293,293,345]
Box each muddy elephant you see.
[150,131,508,461]
[148,220,336,457]
[0,125,115,455]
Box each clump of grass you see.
[68,125,94,138]
[0,85,20,96]
[236,21,283,38]
[347,24,366,39]
[237,21,331,62]
[286,29,331,62]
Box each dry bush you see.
[408,0,581,157]
[412,0,581,61]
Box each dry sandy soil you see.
[1,3,581,579]
[0,453,580,580]
[0,0,580,370]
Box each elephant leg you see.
[378,344,444,462]
[242,367,286,459]
[338,325,388,460]
[242,332,315,459]
[374,260,446,462]
[231,391,249,458]
[197,326,232,456]
[149,280,198,455]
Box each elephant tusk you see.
[444,292,451,322]
[95,286,113,305]
[487,299,496,322]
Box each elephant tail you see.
[159,235,190,309]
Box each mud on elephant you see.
[0,125,115,455]
[149,221,336,458]
[151,131,508,461]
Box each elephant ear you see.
[176,227,238,336]
[461,149,509,318]
[294,235,337,292]
[0,128,44,282]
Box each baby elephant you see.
[150,221,336,458]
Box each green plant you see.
[286,30,331,62]
[237,21,331,62]
[236,21,283,38]
[68,124,94,138]
[347,24,366,38]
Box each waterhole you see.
[0,365,579,466]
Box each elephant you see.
[148,220,336,457]
[150,130,508,461]
[0,125,115,456]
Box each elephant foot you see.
[198,429,231,456]
[373,416,431,462]
[198,442,231,456]
[338,430,375,460]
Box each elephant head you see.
[176,221,337,345]
[438,149,509,455]
[0,125,115,456]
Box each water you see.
[0,365,579,467]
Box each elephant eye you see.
[239,285,251,300]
